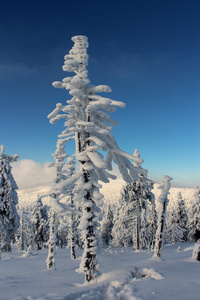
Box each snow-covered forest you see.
[0,35,199,299]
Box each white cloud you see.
[12,159,54,189]
[11,159,125,190]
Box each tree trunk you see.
[80,169,99,283]
[2,243,11,252]
[154,200,166,257]
[46,210,57,270]
[133,203,141,250]
[70,209,76,260]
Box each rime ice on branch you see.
[0,145,19,252]
[154,175,173,258]
[48,35,144,282]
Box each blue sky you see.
[0,0,199,187]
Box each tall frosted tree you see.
[0,145,19,252]
[50,138,78,259]
[46,139,68,270]
[48,35,143,282]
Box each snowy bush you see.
[192,240,200,261]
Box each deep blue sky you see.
[0,0,199,187]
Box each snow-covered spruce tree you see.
[16,207,26,251]
[31,196,47,250]
[176,192,188,232]
[112,149,155,250]
[46,139,68,270]
[187,186,200,242]
[146,198,157,250]
[47,137,79,268]
[0,145,19,252]
[112,202,132,247]
[50,138,78,259]
[100,204,114,246]
[15,207,36,252]
[48,35,143,282]
[165,192,188,244]
[46,197,64,270]
[154,175,173,258]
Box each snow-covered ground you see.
[0,243,199,300]
[9,180,198,299]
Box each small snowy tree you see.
[0,145,19,252]
[31,196,47,250]
[112,202,132,247]
[48,35,144,282]
[46,196,64,270]
[16,208,31,251]
[187,186,200,242]
[146,199,157,250]
[112,150,155,250]
[46,139,68,270]
[165,192,188,244]
[154,175,173,258]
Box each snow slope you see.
[0,243,199,300]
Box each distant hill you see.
[17,179,195,210]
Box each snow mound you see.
[66,267,162,300]
[192,241,200,261]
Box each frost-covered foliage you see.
[187,186,200,242]
[48,35,144,282]
[154,175,173,258]
[50,139,69,184]
[165,192,188,243]
[0,145,19,252]
[112,153,155,250]
[100,204,114,246]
